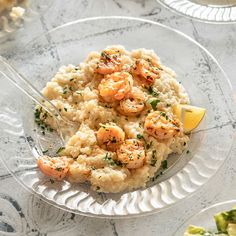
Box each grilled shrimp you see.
[144,111,183,140]
[97,123,125,151]
[98,71,133,102]
[94,49,122,75]
[118,87,146,116]
[133,59,161,85]
[117,139,145,169]
[37,156,70,180]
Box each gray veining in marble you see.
[0,0,236,235]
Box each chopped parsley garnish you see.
[49,179,54,184]
[34,107,53,134]
[100,124,109,131]
[101,51,113,61]
[56,147,65,154]
[151,171,163,181]
[148,87,159,97]
[34,108,41,120]
[101,51,106,58]
[186,150,190,154]
[103,153,122,166]
[146,141,152,149]
[55,167,63,171]
[49,128,53,132]
[150,150,157,167]
[160,112,169,120]
[64,107,68,112]
[76,91,83,96]
[149,99,160,110]
[137,134,143,139]
[161,160,168,170]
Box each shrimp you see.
[97,123,125,151]
[94,49,122,75]
[132,59,161,85]
[144,111,183,140]
[118,87,146,116]
[98,71,133,102]
[37,156,70,180]
[117,139,145,169]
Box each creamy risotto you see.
[36,45,190,193]
[0,0,26,29]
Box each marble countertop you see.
[0,0,236,235]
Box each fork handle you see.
[0,56,64,121]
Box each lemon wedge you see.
[173,104,206,133]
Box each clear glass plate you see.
[157,0,236,23]
[0,0,53,38]
[174,200,236,235]
[0,16,234,218]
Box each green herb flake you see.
[49,179,54,184]
[64,107,68,112]
[186,150,190,154]
[160,111,170,121]
[150,150,157,167]
[100,124,108,130]
[101,51,112,61]
[55,167,63,171]
[148,87,159,97]
[76,91,83,96]
[34,108,51,132]
[137,134,143,139]
[101,51,106,58]
[49,128,54,132]
[161,160,168,170]
[103,153,122,166]
[56,147,65,154]
[146,141,153,149]
[149,99,160,110]
[34,108,41,120]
